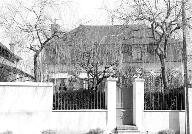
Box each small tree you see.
[0,0,65,81]
[68,33,123,90]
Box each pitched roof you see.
[66,24,182,45]
[0,42,22,61]
[66,24,157,45]
[0,63,34,81]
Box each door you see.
[116,77,133,125]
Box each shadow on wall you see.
[0,131,12,134]
[169,112,180,134]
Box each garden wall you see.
[143,111,185,134]
[50,110,107,133]
[142,86,192,134]
[0,82,108,134]
[1,80,192,134]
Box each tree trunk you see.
[87,72,90,90]
[34,54,38,82]
[159,54,168,90]
[157,53,168,109]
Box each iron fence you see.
[52,79,107,110]
[144,87,185,110]
[144,73,185,110]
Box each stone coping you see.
[52,109,108,112]
[144,110,185,112]
[0,82,53,87]
[133,78,145,82]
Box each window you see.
[147,44,155,55]
[132,47,142,61]
[122,44,132,56]
[0,47,2,54]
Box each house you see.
[41,24,183,81]
[0,42,34,82]
[0,24,185,134]
[40,24,183,128]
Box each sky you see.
[0,0,191,49]
[0,0,191,45]
[0,0,120,47]
[0,0,120,74]
[0,0,191,75]
[49,0,119,29]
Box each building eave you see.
[0,42,22,61]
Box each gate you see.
[116,77,133,125]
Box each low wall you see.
[0,110,107,134]
[0,82,53,134]
[0,82,53,112]
[143,110,185,134]
[0,82,107,134]
[1,80,191,134]
[50,110,107,133]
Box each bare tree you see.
[75,43,121,90]
[109,0,192,132]
[110,0,192,90]
[0,0,66,81]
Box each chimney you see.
[9,43,15,53]
[51,19,60,35]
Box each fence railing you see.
[144,74,185,110]
[144,87,185,110]
[53,85,107,110]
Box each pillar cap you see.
[133,78,145,82]
[107,77,118,81]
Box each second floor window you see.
[147,45,155,55]
[122,44,132,56]
[132,47,142,61]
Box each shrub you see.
[0,131,12,134]
[86,128,104,134]
[157,129,175,134]
[41,129,57,134]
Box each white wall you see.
[143,111,185,134]
[0,82,53,134]
[0,82,53,112]
[0,110,107,134]
[0,82,108,134]
[132,79,186,134]
[50,111,107,133]
[0,81,189,134]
